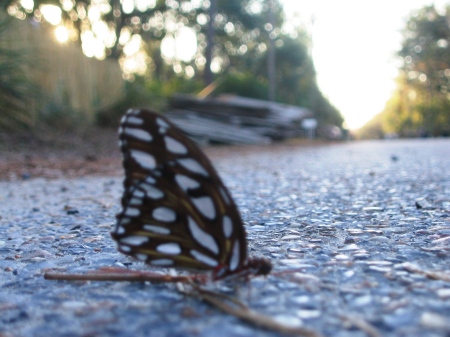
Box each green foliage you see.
[95,75,204,127]
[0,14,37,130]
[274,36,312,104]
[416,99,450,136]
[377,4,450,137]
[146,75,204,100]
[399,5,450,96]
[214,72,269,100]
[217,34,343,128]
[3,0,344,133]
[37,80,86,131]
[271,35,343,127]
[5,0,285,78]
[96,78,159,128]
[310,89,343,127]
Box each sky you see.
[281,0,449,129]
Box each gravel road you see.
[1,138,449,337]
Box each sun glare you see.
[55,25,70,43]
[282,0,450,129]
[161,27,197,62]
[135,0,157,12]
[121,0,134,14]
[40,5,62,25]
[60,0,74,11]
[20,0,34,12]
[10,0,199,76]
[123,35,143,56]
[81,30,106,59]
[175,27,197,62]
[161,35,176,59]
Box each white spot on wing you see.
[178,159,208,176]
[190,250,218,267]
[126,116,144,125]
[135,254,147,261]
[132,189,145,198]
[124,207,140,217]
[120,236,149,246]
[119,218,130,225]
[191,196,216,219]
[222,216,233,238]
[115,226,125,235]
[229,241,240,271]
[188,217,219,254]
[219,187,231,205]
[129,197,143,206]
[143,225,170,235]
[119,245,131,252]
[156,243,181,255]
[164,136,188,154]
[156,118,169,134]
[130,150,156,169]
[156,117,169,128]
[140,184,164,199]
[152,207,176,222]
[124,127,152,142]
[145,177,156,184]
[151,259,173,266]
[175,174,200,191]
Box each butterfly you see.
[111,108,272,280]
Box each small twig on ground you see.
[184,285,324,337]
[339,314,381,337]
[44,268,323,336]
[400,262,450,282]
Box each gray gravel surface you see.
[1,138,449,337]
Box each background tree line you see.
[1,0,342,133]
[358,4,450,139]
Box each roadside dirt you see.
[0,128,122,180]
[0,127,318,181]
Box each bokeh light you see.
[40,5,62,25]
[55,25,70,43]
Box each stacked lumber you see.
[165,94,312,145]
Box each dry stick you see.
[401,262,450,282]
[339,314,381,337]
[185,286,324,337]
[44,271,193,283]
[62,196,112,208]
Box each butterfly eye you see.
[111,108,272,279]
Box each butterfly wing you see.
[111,108,248,274]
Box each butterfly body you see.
[111,108,271,279]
